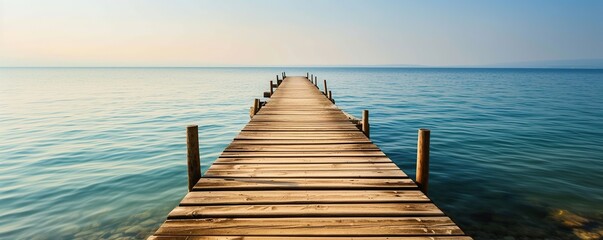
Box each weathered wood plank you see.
[224,143,380,151]
[169,203,444,218]
[207,163,400,171]
[212,156,393,164]
[220,151,386,157]
[181,190,430,205]
[261,110,343,116]
[251,116,351,122]
[154,217,464,236]
[193,178,417,191]
[242,127,360,132]
[245,122,356,126]
[150,236,473,240]
[235,131,368,140]
[229,139,372,145]
[237,131,364,134]
[203,169,407,178]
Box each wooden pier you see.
[149,74,470,239]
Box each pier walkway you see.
[149,75,470,239]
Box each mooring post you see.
[251,98,260,117]
[254,98,260,114]
[362,110,370,138]
[306,72,309,78]
[323,79,328,95]
[270,80,274,96]
[416,128,430,194]
[328,90,333,101]
[186,125,201,192]
[311,74,313,82]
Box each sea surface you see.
[1,67,602,239]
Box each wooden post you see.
[306,72,309,78]
[323,79,328,95]
[328,90,332,101]
[186,125,201,192]
[270,80,274,96]
[311,74,313,82]
[416,128,430,194]
[252,98,260,116]
[362,110,370,138]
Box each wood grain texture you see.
[219,151,386,157]
[228,139,372,144]
[192,178,417,191]
[180,190,430,205]
[203,169,407,178]
[150,236,472,240]
[207,163,400,171]
[212,157,392,164]
[154,217,464,236]
[224,143,381,151]
[169,203,443,218]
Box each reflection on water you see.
[1,67,602,239]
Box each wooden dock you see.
[149,74,470,239]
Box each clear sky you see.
[1,0,602,67]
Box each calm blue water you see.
[1,68,602,239]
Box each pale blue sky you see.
[1,0,602,66]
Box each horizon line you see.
[1,65,603,69]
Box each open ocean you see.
[1,67,602,239]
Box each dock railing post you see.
[186,125,201,192]
[270,80,274,96]
[416,128,430,194]
[251,98,260,117]
[323,79,328,95]
[362,110,370,138]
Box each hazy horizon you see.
[2,58,603,69]
[1,0,602,67]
